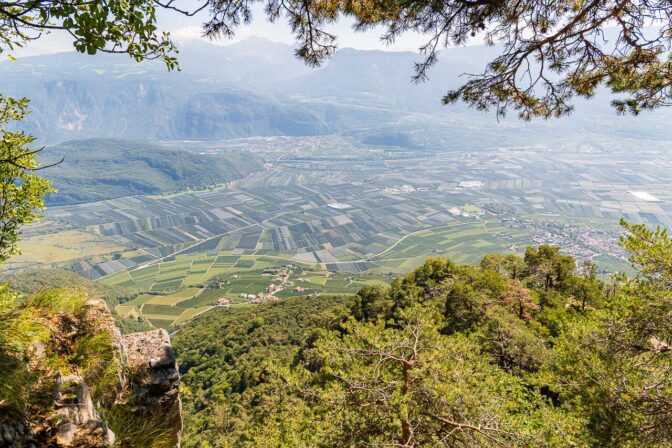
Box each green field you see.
[12,143,640,332]
[106,255,391,329]
[368,221,531,273]
[98,218,540,328]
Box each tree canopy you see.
[175,221,672,447]
[0,0,179,66]
[0,97,52,262]
[204,0,672,118]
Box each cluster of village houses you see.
[216,265,316,307]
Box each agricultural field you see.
[19,181,523,281]
[107,259,389,328]
[8,136,671,327]
[5,228,128,271]
[371,221,532,272]
[114,288,216,329]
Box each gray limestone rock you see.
[54,374,115,446]
[121,329,183,447]
[1,301,182,448]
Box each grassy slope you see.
[0,268,151,333]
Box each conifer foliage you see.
[176,222,672,447]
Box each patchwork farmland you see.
[11,136,671,327]
[25,182,534,281]
[109,258,390,329]
[13,181,534,327]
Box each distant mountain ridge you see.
[0,38,400,143]
[1,36,671,144]
[41,139,263,205]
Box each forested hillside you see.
[175,221,672,447]
[41,139,263,205]
[175,295,352,444]
[0,268,136,307]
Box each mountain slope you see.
[0,39,396,143]
[41,139,263,205]
[1,36,671,144]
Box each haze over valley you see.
[4,39,671,328]
[3,37,671,144]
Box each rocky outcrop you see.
[0,413,29,447]
[0,299,182,448]
[122,330,183,447]
[54,374,116,446]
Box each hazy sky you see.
[11,2,438,58]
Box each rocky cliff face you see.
[53,374,117,446]
[121,330,183,447]
[0,297,182,448]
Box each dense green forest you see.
[175,220,672,447]
[42,139,263,205]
